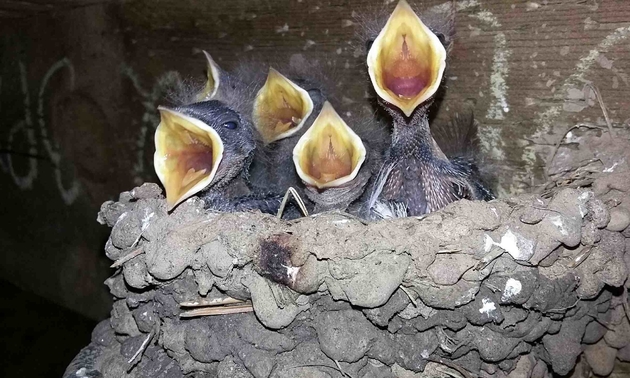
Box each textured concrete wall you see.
[1,0,629,318]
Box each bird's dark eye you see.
[365,39,375,52]
[223,121,238,130]
[435,32,447,46]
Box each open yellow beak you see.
[367,0,447,117]
[195,50,221,102]
[253,68,314,144]
[292,102,366,189]
[154,106,224,210]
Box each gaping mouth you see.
[196,50,221,102]
[367,0,447,116]
[154,106,224,210]
[253,68,314,144]
[292,102,366,189]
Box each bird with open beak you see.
[247,63,319,197]
[248,57,386,214]
[363,0,492,219]
[292,100,387,214]
[154,51,290,214]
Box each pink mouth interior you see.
[383,73,427,99]
[178,142,213,171]
[380,35,430,99]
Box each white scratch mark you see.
[501,278,522,301]
[303,40,316,50]
[491,207,499,218]
[486,32,511,120]
[6,62,38,189]
[485,230,535,261]
[479,126,506,160]
[603,159,623,172]
[141,211,155,231]
[549,215,568,236]
[38,58,81,204]
[275,24,289,34]
[578,192,591,218]
[470,11,501,28]
[526,2,541,11]
[284,265,300,282]
[479,298,496,315]
[456,0,481,11]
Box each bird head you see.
[292,101,371,209]
[252,68,314,144]
[154,101,256,210]
[367,0,447,117]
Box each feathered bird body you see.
[368,104,493,218]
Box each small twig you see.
[110,247,144,268]
[277,187,309,219]
[435,366,465,378]
[484,282,501,293]
[476,248,504,271]
[568,246,593,268]
[399,286,418,307]
[127,330,154,371]
[428,356,474,378]
[289,363,349,375]
[179,297,243,308]
[546,124,607,179]
[334,359,354,378]
[437,248,462,254]
[546,298,580,314]
[437,327,464,354]
[583,83,615,140]
[180,303,254,318]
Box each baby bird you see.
[154,51,290,214]
[247,63,322,196]
[292,101,385,213]
[246,58,385,215]
[363,0,492,218]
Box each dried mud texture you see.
[64,178,630,378]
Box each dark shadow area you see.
[0,279,98,377]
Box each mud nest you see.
[63,169,630,378]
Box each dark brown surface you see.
[0,279,96,377]
[1,0,629,317]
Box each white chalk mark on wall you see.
[1,58,81,204]
[7,62,38,189]
[533,26,630,138]
[465,5,512,121]
[522,25,630,191]
[456,0,480,11]
[458,1,511,194]
[470,9,501,28]
[38,58,81,205]
[486,32,511,120]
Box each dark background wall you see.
[1,0,629,320]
